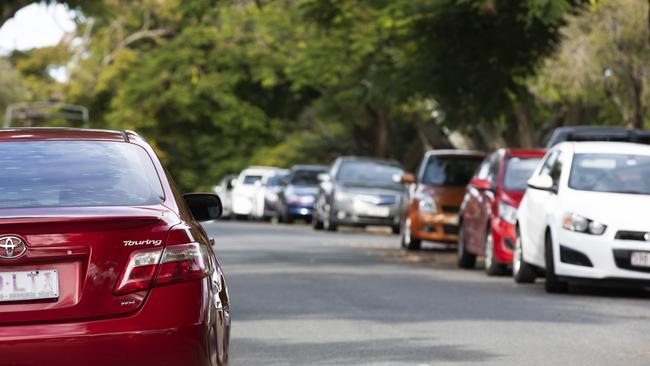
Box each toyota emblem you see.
[0,236,27,259]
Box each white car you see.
[231,166,280,218]
[515,142,650,293]
[213,174,236,218]
[252,169,289,220]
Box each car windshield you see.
[266,174,287,187]
[421,156,482,186]
[336,161,403,185]
[503,157,542,191]
[0,141,164,209]
[242,175,262,185]
[290,170,324,186]
[569,153,650,194]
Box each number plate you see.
[365,206,391,217]
[0,270,59,302]
[630,252,650,268]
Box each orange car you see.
[400,150,485,250]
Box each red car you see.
[0,129,230,366]
[457,148,545,275]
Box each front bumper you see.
[332,199,400,227]
[491,218,516,264]
[412,211,459,243]
[287,204,313,217]
[0,280,228,366]
[554,230,650,281]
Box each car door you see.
[523,150,561,266]
[463,153,498,254]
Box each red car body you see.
[458,148,545,274]
[0,129,230,366]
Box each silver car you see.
[313,157,405,233]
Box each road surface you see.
[205,221,650,366]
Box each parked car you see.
[457,149,545,274]
[313,157,405,233]
[544,126,650,148]
[276,165,327,223]
[0,128,230,366]
[231,166,279,219]
[253,169,289,220]
[213,174,237,218]
[515,141,650,293]
[400,150,484,250]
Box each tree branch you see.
[101,28,170,67]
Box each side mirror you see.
[527,175,555,191]
[183,193,223,222]
[470,178,492,191]
[400,173,416,184]
[317,173,331,182]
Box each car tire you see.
[513,226,536,283]
[323,203,338,232]
[400,216,421,250]
[544,231,569,293]
[485,230,508,276]
[457,227,476,268]
[391,224,400,235]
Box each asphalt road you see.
[205,221,650,366]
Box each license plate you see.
[365,206,391,217]
[630,252,650,268]
[0,270,59,302]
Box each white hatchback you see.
[515,142,650,292]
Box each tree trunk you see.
[365,103,387,158]
[631,75,645,129]
[511,98,535,148]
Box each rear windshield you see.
[0,141,165,209]
[503,157,542,191]
[421,156,482,186]
[290,170,324,186]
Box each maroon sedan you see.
[457,148,545,275]
[0,128,230,366]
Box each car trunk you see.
[0,206,180,325]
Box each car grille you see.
[443,225,459,235]
[442,205,460,213]
[615,231,650,242]
[356,194,397,206]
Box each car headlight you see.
[335,190,352,201]
[498,202,517,224]
[416,193,437,214]
[562,213,606,235]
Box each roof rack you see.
[3,101,89,128]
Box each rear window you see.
[421,156,482,186]
[503,157,542,191]
[0,141,165,209]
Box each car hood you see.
[339,181,404,193]
[562,189,650,230]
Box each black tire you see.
[485,230,508,276]
[400,216,421,250]
[513,225,537,283]
[457,226,476,269]
[391,224,401,235]
[323,203,338,232]
[544,231,569,293]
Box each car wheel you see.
[323,203,338,232]
[513,226,536,283]
[485,230,507,276]
[457,226,476,268]
[401,216,421,250]
[544,231,569,293]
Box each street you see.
[206,221,650,366]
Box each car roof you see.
[501,148,546,158]
[0,127,129,142]
[240,166,280,175]
[338,156,403,166]
[544,126,650,147]
[424,149,485,158]
[291,164,327,171]
[557,141,650,155]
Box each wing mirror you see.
[183,193,223,222]
[400,173,416,184]
[317,173,331,182]
[470,178,492,191]
[527,175,555,192]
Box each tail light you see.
[114,227,213,296]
